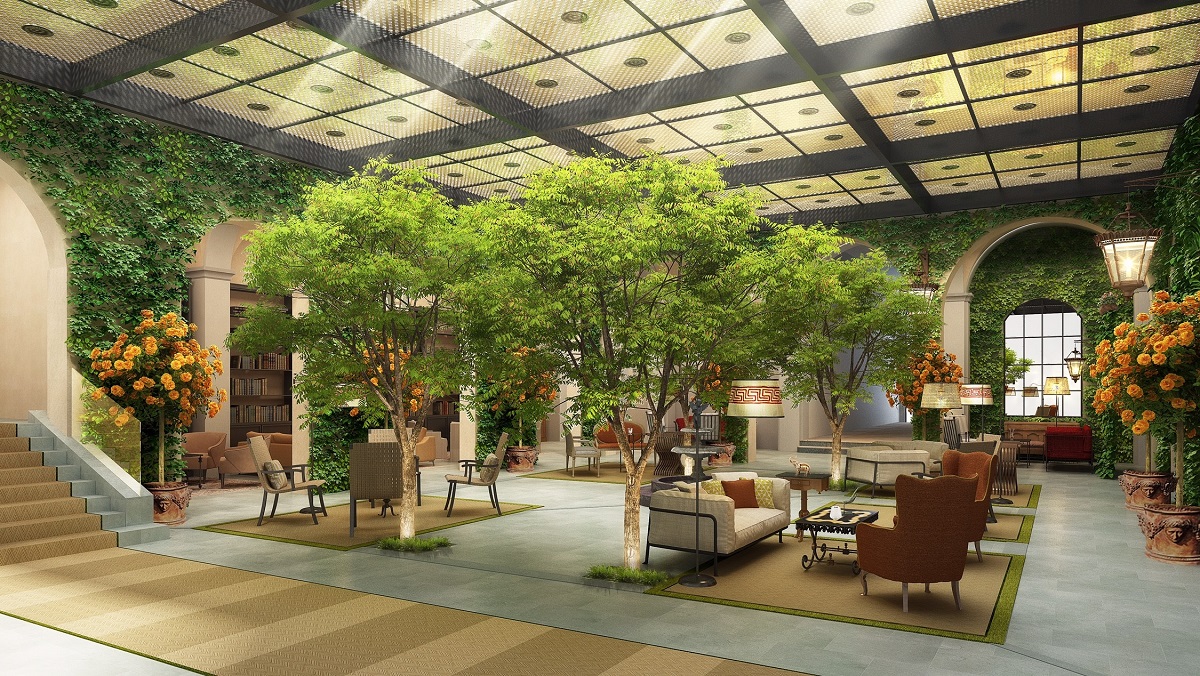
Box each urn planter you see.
[1117,470,1175,510]
[145,481,191,525]
[504,446,539,472]
[1137,503,1200,565]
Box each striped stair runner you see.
[0,422,116,565]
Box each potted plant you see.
[487,347,558,472]
[1092,290,1199,563]
[89,310,228,524]
[888,340,964,440]
[1098,290,1122,315]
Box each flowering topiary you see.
[90,310,227,484]
[888,339,964,415]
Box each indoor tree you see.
[759,241,940,484]
[232,159,479,539]
[888,339,965,441]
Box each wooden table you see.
[776,472,831,519]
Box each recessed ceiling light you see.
[1112,161,1133,168]
[325,130,345,137]
[1005,68,1032,79]
[914,119,937,126]
[636,137,655,144]
[1124,84,1151,94]
[494,188,509,194]
[745,147,764,153]
[951,181,969,186]
[1115,140,1138,148]
[466,39,492,50]
[1013,102,1037,111]
[623,57,648,68]
[713,123,733,130]
[21,24,54,37]
[535,79,559,88]
[148,68,175,79]
[846,2,875,16]
[824,134,844,141]
[941,164,960,170]
[863,175,881,180]
[455,99,475,107]
[1130,46,1160,57]
[212,45,239,57]
[815,198,831,203]
[797,184,812,189]
[447,172,464,178]
[246,103,270,111]
[897,89,921,98]
[1024,153,1044,159]
[880,190,896,195]
[503,161,521,168]
[561,11,588,24]
[386,115,407,123]
[798,107,819,115]
[725,32,751,44]
[1028,172,1047,177]
[310,85,334,94]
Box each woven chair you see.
[444,432,506,517]
[940,448,999,560]
[857,473,978,612]
[564,425,600,477]
[249,436,326,526]
[349,441,423,537]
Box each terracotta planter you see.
[1137,503,1200,565]
[145,481,191,525]
[707,442,736,467]
[1117,471,1176,510]
[504,446,538,472]
[1099,303,1118,314]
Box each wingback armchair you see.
[940,448,999,561]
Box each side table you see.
[795,506,879,575]
[776,472,831,519]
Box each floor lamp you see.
[921,383,962,445]
[1043,377,1070,427]
[959,384,993,440]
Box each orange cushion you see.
[721,479,758,509]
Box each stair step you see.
[68,479,95,495]
[0,465,57,486]
[0,451,42,469]
[94,510,126,529]
[0,513,102,544]
[0,481,72,504]
[110,522,170,546]
[28,437,54,452]
[0,437,31,452]
[0,422,17,438]
[56,464,80,481]
[0,530,116,566]
[0,496,85,522]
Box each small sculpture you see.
[680,454,695,477]
[789,456,810,477]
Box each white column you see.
[942,292,974,426]
[454,385,477,462]
[290,294,309,466]
[186,268,232,439]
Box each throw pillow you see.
[699,479,725,496]
[753,479,775,510]
[721,479,758,509]
[261,460,287,490]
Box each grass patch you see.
[377,536,452,552]
[585,565,672,586]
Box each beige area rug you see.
[651,538,1023,644]
[849,483,1041,509]
[522,461,657,484]
[198,498,540,550]
[0,549,803,676]
[810,502,1034,543]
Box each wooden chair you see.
[249,436,326,526]
[857,474,978,612]
[564,425,600,477]
[444,432,506,517]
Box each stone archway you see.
[0,156,71,427]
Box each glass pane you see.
[1042,336,1064,364]
[1005,314,1024,335]
[1063,312,1082,335]
[1043,312,1063,335]
[1024,339,1042,363]
[1025,313,1041,334]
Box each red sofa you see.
[1045,426,1093,465]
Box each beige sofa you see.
[644,471,790,575]
[869,440,950,469]
[846,446,931,498]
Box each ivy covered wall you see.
[0,81,330,359]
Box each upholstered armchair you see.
[182,431,226,482]
[857,474,978,612]
[593,422,647,453]
[939,448,999,561]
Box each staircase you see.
[0,414,167,565]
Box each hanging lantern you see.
[1064,341,1085,383]
[1094,203,1161,298]
[909,248,939,301]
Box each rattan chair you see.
[249,435,326,526]
[444,433,506,517]
[564,425,600,477]
[349,441,423,537]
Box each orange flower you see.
[1121,409,1135,423]
[1154,290,1170,301]
[1142,410,1156,422]
[1132,420,1149,435]
[1137,353,1152,366]
[1137,312,1150,322]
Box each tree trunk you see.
[157,409,165,485]
[1176,421,1185,508]
[392,425,417,539]
[615,417,652,569]
[829,418,846,484]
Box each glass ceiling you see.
[1,0,1198,224]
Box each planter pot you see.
[706,442,736,467]
[1137,503,1200,565]
[145,481,191,525]
[1099,303,1118,314]
[1117,471,1176,510]
[504,446,538,473]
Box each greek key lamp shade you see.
[726,380,785,418]
[920,382,961,409]
[959,384,993,405]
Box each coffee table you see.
[795,506,879,575]
[776,472,831,518]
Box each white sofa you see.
[845,447,931,497]
[869,440,949,469]
[644,471,791,575]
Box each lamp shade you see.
[959,384,993,405]
[920,382,961,409]
[1095,229,1160,297]
[1023,386,1039,397]
[1044,377,1071,396]
[726,380,784,418]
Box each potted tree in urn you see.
[485,347,559,472]
[89,310,227,524]
[1093,290,1199,563]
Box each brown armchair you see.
[182,431,226,483]
[857,474,978,612]
[941,448,999,561]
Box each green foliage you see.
[378,536,452,552]
[1153,113,1200,294]
[724,416,749,463]
[0,81,328,361]
[307,408,371,492]
[584,564,671,586]
[470,380,536,464]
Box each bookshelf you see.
[228,286,292,445]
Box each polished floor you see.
[1,440,1195,676]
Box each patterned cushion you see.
[478,453,501,483]
[721,479,758,509]
[699,479,725,495]
[262,459,287,489]
[753,478,775,510]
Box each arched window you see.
[1004,299,1082,417]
